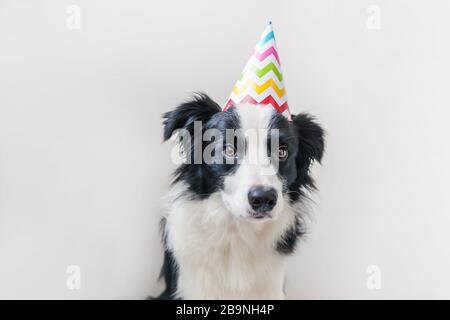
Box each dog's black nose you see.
[248,186,278,213]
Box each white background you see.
[1,0,450,299]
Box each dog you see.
[155,93,324,299]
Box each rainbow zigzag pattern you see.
[224,22,291,119]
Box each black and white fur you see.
[156,93,324,299]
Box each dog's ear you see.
[163,93,221,141]
[292,113,325,188]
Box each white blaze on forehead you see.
[235,103,275,134]
[235,104,277,174]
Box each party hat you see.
[224,22,291,120]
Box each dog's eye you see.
[276,145,288,161]
[224,144,237,158]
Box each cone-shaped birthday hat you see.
[224,22,291,120]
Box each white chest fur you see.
[163,184,295,299]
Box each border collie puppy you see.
[156,93,324,299]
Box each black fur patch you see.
[285,113,325,203]
[154,218,179,300]
[268,112,324,254]
[163,93,241,199]
[276,215,305,254]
